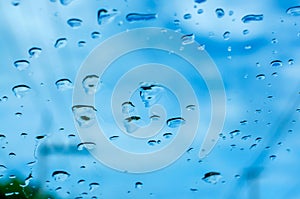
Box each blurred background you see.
[0,0,300,198]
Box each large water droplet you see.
[181,34,195,45]
[139,83,164,108]
[55,79,73,91]
[241,14,263,23]
[286,6,300,16]
[126,13,157,22]
[215,8,225,18]
[270,60,283,67]
[98,9,119,25]
[20,173,33,188]
[14,60,30,71]
[54,38,67,48]
[82,75,100,94]
[77,142,96,151]
[72,105,97,127]
[202,172,222,184]
[167,117,185,128]
[67,18,82,28]
[28,47,42,58]
[52,171,70,182]
[12,85,31,98]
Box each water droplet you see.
[89,182,100,192]
[241,14,263,23]
[0,134,6,140]
[67,18,82,28]
[288,59,294,65]
[167,117,185,128]
[256,74,266,80]
[190,188,198,192]
[269,155,276,160]
[54,38,67,48]
[78,41,86,47]
[122,102,135,114]
[215,8,225,18]
[60,0,74,5]
[240,120,247,125]
[28,47,42,58]
[202,172,222,184]
[0,165,7,172]
[91,31,101,39]
[20,173,33,188]
[98,9,119,25]
[223,31,230,40]
[163,132,173,139]
[12,85,31,98]
[197,9,204,14]
[77,179,85,184]
[52,171,70,182]
[241,135,251,140]
[55,79,73,91]
[181,33,195,45]
[270,60,283,67]
[229,130,240,138]
[234,174,240,179]
[186,105,196,111]
[271,38,278,44]
[1,96,8,102]
[109,135,119,141]
[35,135,46,140]
[243,29,249,35]
[77,142,96,151]
[150,115,160,121]
[183,13,192,20]
[72,105,97,127]
[135,182,143,189]
[147,140,156,146]
[15,112,22,118]
[14,60,30,71]
[139,83,164,108]
[194,0,206,3]
[126,13,157,22]
[249,144,257,150]
[82,75,100,94]
[173,19,180,25]
[229,10,234,16]
[286,6,300,16]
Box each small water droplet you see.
[77,179,85,184]
[14,60,30,71]
[126,13,157,22]
[186,105,196,111]
[60,0,74,5]
[256,74,266,80]
[12,85,31,98]
[197,9,204,14]
[241,135,251,140]
[190,188,198,192]
[77,142,96,151]
[82,75,100,94]
[223,31,230,40]
[183,13,192,20]
[78,41,86,47]
[67,18,82,28]
[288,59,294,65]
[240,120,248,125]
[202,172,222,184]
[89,182,100,192]
[52,171,70,182]
[91,31,101,39]
[229,130,240,138]
[0,165,7,172]
[20,173,33,187]
[243,29,250,35]
[271,38,278,44]
[286,6,300,16]
[270,60,283,67]
[194,0,206,3]
[241,14,263,23]
[109,135,119,141]
[55,79,73,91]
[9,152,16,157]
[215,8,225,18]
[72,105,97,127]
[249,144,257,150]
[235,174,240,179]
[167,117,185,128]
[35,135,46,140]
[54,38,67,48]
[15,112,22,118]
[173,19,180,25]
[269,155,277,160]
[0,134,6,140]
[163,132,173,139]
[135,182,143,189]
[28,47,42,58]
[147,140,156,146]
[98,9,119,25]
[181,34,195,45]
